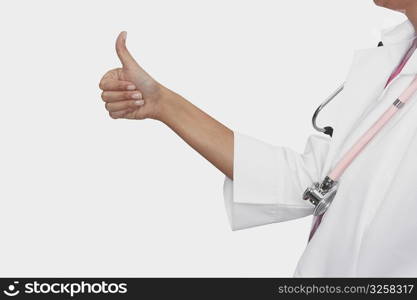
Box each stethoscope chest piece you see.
[302,176,338,216]
[313,187,338,216]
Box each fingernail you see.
[127,85,136,90]
[121,31,127,41]
[132,93,142,99]
[135,100,145,106]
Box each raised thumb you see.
[115,31,139,68]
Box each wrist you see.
[153,87,185,123]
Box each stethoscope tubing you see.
[329,74,417,180]
[312,82,345,134]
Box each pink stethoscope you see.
[303,38,417,241]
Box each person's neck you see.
[405,5,417,34]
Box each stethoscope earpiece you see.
[312,41,384,138]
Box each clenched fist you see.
[99,31,169,120]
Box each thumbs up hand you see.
[98,32,235,179]
[99,31,168,120]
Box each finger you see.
[115,31,139,69]
[105,99,145,112]
[99,78,136,91]
[124,110,146,120]
[101,91,142,103]
[109,109,132,119]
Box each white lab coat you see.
[223,19,417,277]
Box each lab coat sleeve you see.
[223,132,331,231]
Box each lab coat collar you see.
[380,19,416,45]
[380,19,417,75]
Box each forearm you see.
[157,90,234,179]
